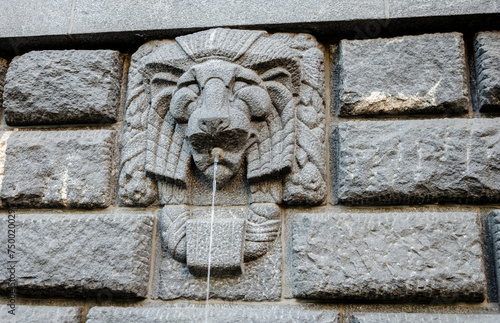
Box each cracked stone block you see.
[0,130,117,208]
[0,211,153,297]
[332,33,469,116]
[0,58,7,109]
[86,305,339,323]
[186,218,245,276]
[3,50,122,125]
[474,31,500,112]
[487,210,500,301]
[290,212,485,301]
[333,118,500,206]
[350,313,500,323]
[0,305,81,323]
[154,206,281,301]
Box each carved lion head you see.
[119,28,327,207]
[140,28,300,189]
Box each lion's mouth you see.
[188,128,251,153]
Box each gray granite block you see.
[474,31,500,112]
[3,50,122,125]
[70,0,384,35]
[333,33,469,116]
[0,211,153,297]
[0,305,81,323]
[290,212,485,301]
[333,118,500,205]
[0,130,117,208]
[86,305,339,323]
[0,0,73,38]
[186,218,245,276]
[0,58,7,109]
[350,313,500,323]
[388,0,498,18]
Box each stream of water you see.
[205,153,219,323]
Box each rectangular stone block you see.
[332,33,469,116]
[474,31,500,112]
[3,50,123,125]
[186,218,245,276]
[0,211,153,297]
[290,212,486,301]
[351,313,500,323]
[70,0,385,35]
[0,305,81,323]
[333,118,500,205]
[0,58,7,109]
[86,305,339,323]
[0,130,117,208]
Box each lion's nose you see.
[198,117,229,134]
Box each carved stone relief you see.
[119,28,326,294]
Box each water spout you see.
[205,151,220,323]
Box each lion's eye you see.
[233,81,248,93]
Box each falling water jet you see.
[205,148,223,323]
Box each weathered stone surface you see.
[333,118,500,205]
[332,33,469,116]
[487,210,500,301]
[119,29,326,207]
[291,212,485,301]
[0,305,81,323]
[3,50,122,125]
[186,218,245,276]
[351,313,500,323]
[0,0,73,39]
[0,130,117,208]
[474,31,500,112]
[86,305,339,323]
[0,211,153,297]
[0,58,7,109]
[388,0,498,18]
[154,206,282,301]
[70,0,384,35]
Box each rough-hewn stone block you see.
[0,211,153,297]
[86,305,339,323]
[186,218,245,276]
[474,31,500,112]
[291,212,485,301]
[0,305,81,323]
[332,33,469,116]
[3,50,122,125]
[333,118,500,205]
[351,313,500,323]
[0,130,117,208]
[0,58,7,109]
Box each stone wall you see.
[1,2,500,322]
